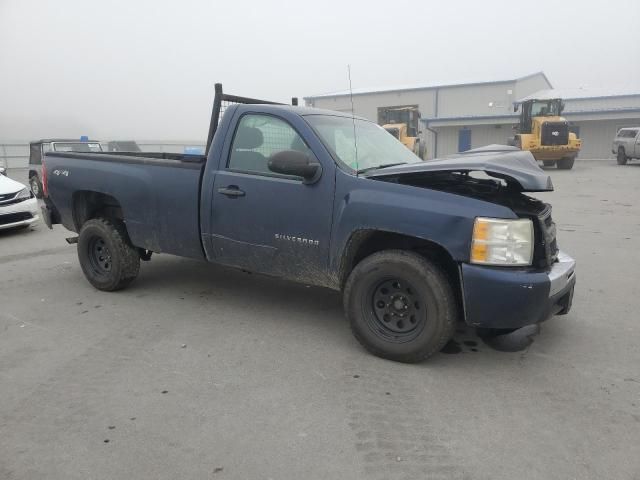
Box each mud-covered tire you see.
[617,147,628,165]
[543,160,556,168]
[557,157,575,170]
[29,175,43,199]
[77,218,140,291]
[343,250,457,363]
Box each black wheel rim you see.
[87,236,112,276]
[366,277,426,342]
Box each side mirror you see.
[0,167,6,176]
[268,150,322,184]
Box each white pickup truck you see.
[612,127,640,165]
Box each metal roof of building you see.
[305,72,551,100]
[518,88,640,102]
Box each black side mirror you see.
[268,150,322,184]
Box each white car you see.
[0,168,39,230]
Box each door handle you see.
[217,186,245,197]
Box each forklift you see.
[379,106,425,159]
[510,97,581,170]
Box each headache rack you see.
[205,83,299,155]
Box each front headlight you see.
[15,188,32,200]
[471,217,534,266]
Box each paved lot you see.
[1,161,639,480]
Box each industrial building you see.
[304,72,640,160]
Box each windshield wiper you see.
[357,162,407,174]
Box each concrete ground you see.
[1,161,639,480]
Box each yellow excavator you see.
[379,106,425,159]
[510,97,581,169]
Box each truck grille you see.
[0,212,33,226]
[541,122,569,146]
[533,205,559,268]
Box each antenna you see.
[348,65,359,173]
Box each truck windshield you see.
[305,115,422,172]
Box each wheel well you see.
[340,230,462,307]
[28,170,38,179]
[72,191,124,230]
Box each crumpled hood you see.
[0,174,27,195]
[364,145,554,192]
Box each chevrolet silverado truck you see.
[41,84,576,363]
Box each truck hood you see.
[364,145,554,192]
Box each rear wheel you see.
[617,147,628,165]
[343,250,457,363]
[542,160,556,167]
[29,175,43,199]
[557,157,575,170]
[77,218,140,291]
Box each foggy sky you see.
[1,0,639,142]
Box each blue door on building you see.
[458,128,472,152]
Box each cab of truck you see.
[511,98,581,170]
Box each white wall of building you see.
[307,89,437,123]
[571,118,640,159]
[433,123,515,158]
[436,82,516,118]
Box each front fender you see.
[329,170,517,277]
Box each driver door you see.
[208,113,335,284]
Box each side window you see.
[228,114,311,175]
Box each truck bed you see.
[45,151,207,260]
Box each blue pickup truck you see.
[41,85,576,362]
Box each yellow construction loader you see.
[510,97,581,169]
[379,106,425,159]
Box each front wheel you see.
[617,147,628,165]
[543,160,556,168]
[557,157,575,170]
[343,250,457,363]
[77,218,140,291]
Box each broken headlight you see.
[470,217,533,266]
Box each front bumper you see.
[461,251,576,329]
[0,197,39,230]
